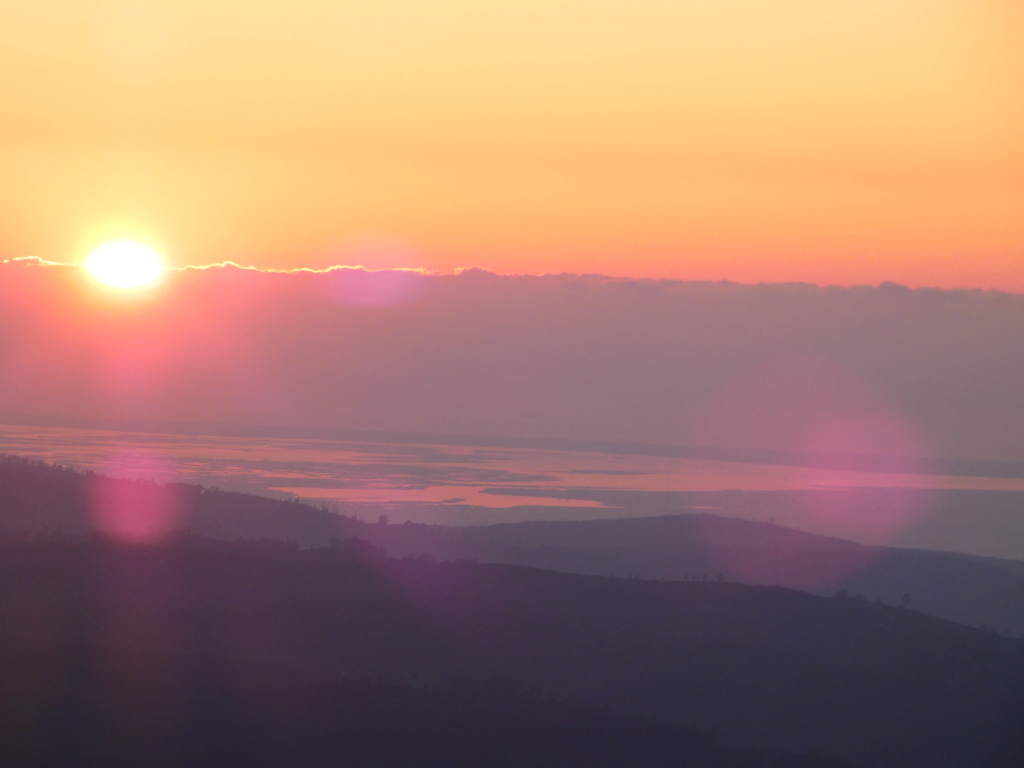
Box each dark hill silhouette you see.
[1,636,854,768]
[377,514,1024,636]
[2,454,1024,638]
[0,534,1021,767]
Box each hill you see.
[3,454,1024,638]
[1,534,1021,767]
[1,635,853,768]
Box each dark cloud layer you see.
[3,260,1023,465]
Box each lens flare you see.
[87,452,182,544]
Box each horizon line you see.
[4,411,1024,482]
[3,256,1022,296]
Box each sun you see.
[85,240,165,288]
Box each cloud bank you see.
[3,260,1024,466]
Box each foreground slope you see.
[381,514,1024,636]
[2,636,852,768]
[1,534,1021,768]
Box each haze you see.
[4,261,1024,469]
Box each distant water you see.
[3,422,1024,530]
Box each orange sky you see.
[1,0,1021,289]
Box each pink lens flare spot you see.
[87,453,183,544]
[689,356,938,586]
[802,412,925,473]
[794,412,934,543]
[328,268,426,308]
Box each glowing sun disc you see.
[85,240,165,288]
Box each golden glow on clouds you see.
[0,0,1021,288]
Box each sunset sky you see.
[1,0,1021,288]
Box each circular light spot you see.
[85,240,165,288]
